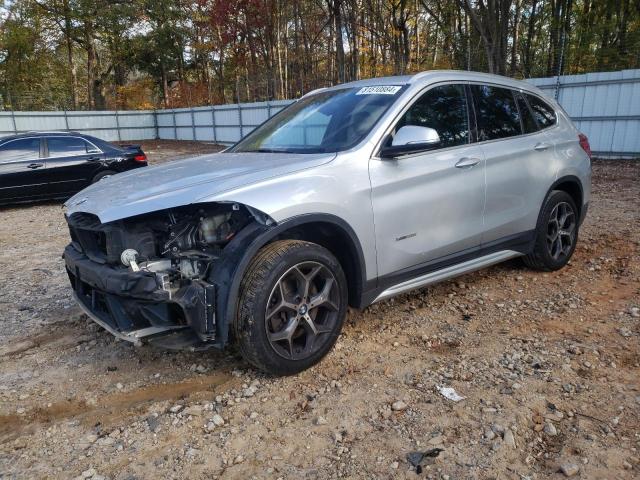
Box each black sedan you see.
[0,131,148,205]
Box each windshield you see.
[230,85,407,153]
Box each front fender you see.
[198,154,377,282]
[209,213,368,346]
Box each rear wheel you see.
[234,240,348,375]
[524,190,578,271]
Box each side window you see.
[515,92,538,134]
[47,137,90,157]
[471,85,522,141]
[526,94,556,129]
[0,138,40,163]
[395,84,469,149]
[85,140,101,154]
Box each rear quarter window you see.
[515,92,539,134]
[526,94,557,129]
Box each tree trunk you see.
[160,60,169,107]
[332,0,346,83]
[618,0,630,58]
[86,26,96,109]
[215,26,226,103]
[459,0,512,75]
[511,0,521,75]
[523,0,538,76]
[62,0,77,109]
[276,1,285,99]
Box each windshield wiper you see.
[243,148,290,153]
[241,147,330,154]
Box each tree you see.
[1,0,639,110]
[458,0,513,74]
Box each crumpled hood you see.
[65,151,336,223]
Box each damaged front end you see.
[63,203,272,350]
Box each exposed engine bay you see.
[115,204,254,293]
[64,202,272,348]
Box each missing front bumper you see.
[64,244,220,349]
[72,291,187,346]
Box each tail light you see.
[578,133,591,159]
[133,153,147,162]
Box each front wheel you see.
[234,240,348,375]
[523,190,579,271]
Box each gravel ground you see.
[0,143,638,479]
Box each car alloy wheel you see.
[265,261,340,360]
[546,201,576,261]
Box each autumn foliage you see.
[1,0,638,110]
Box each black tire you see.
[234,240,348,375]
[523,190,579,271]
[92,170,116,183]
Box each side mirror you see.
[380,125,441,158]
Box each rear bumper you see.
[64,244,219,350]
[111,158,148,173]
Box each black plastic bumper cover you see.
[63,244,218,348]
[64,244,169,301]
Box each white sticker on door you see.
[355,86,402,95]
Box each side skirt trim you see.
[372,250,522,303]
[359,229,535,307]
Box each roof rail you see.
[24,130,81,135]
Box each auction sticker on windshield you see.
[356,86,402,95]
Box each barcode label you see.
[356,86,402,95]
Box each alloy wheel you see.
[546,201,576,260]
[265,261,340,360]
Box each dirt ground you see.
[0,141,638,480]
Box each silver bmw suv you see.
[63,70,591,375]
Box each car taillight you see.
[134,153,147,162]
[578,133,591,159]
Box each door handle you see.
[87,156,101,161]
[27,163,44,169]
[534,142,550,151]
[455,157,480,168]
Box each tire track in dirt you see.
[0,371,236,445]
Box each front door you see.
[369,83,486,281]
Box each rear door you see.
[0,137,47,202]
[525,93,568,162]
[369,83,486,279]
[44,136,104,196]
[471,84,556,246]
